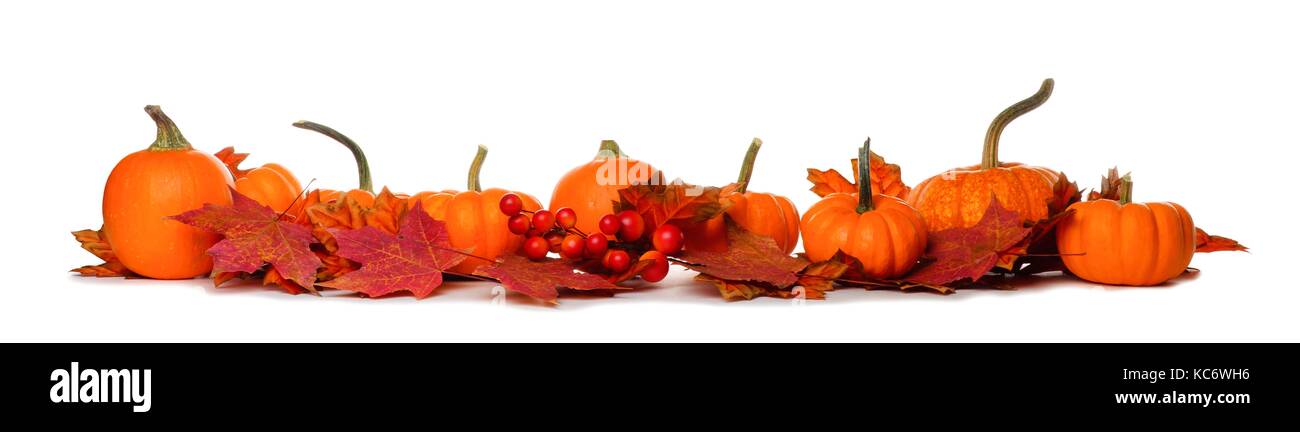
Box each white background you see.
[0,1,1292,341]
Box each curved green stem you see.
[1119,174,1133,205]
[981,78,1054,169]
[292,120,374,193]
[144,105,193,151]
[736,137,763,193]
[596,139,624,159]
[857,138,874,214]
[468,145,487,192]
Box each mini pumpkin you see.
[685,138,800,254]
[801,139,926,279]
[102,105,235,279]
[410,145,542,273]
[907,79,1061,231]
[549,140,663,235]
[292,120,376,206]
[1056,175,1195,286]
[236,162,304,214]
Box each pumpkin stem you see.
[596,139,624,159]
[292,121,374,194]
[736,137,763,194]
[981,78,1054,170]
[144,105,193,151]
[1119,174,1133,205]
[856,138,874,214]
[468,145,487,192]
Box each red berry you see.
[584,233,609,258]
[499,193,523,216]
[532,210,555,231]
[651,224,684,255]
[544,231,565,253]
[555,207,578,230]
[616,210,645,241]
[603,249,631,273]
[560,234,586,259]
[598,214,621,236]
[522,236,549,261]
[639,251,670,282]
[507,214,531,235]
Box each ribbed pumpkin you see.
[549,140,663,235]
[1056,176,1195,286]
[410,145,542,273]
[685,138,800,254]
[907,79,1061,231]
[801,139,927,279]
[102,105,235,279]
[236,162,303,214]
[292,121,376,206]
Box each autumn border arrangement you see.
[73,79,1246,303]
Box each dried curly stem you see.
[982,78,1054,170]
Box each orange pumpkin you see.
[102,105,235,279]
[685,138,800,254]
[549,140,663,235]
[1056,175,1195,286]
[236,162,304,214]
[801,139,927,279]
[292,120,376,206]
[410,145,542,273]
[907,79,1061,231]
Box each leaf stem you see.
[736,137,762,194]
[981,78,1054,170]
[144,105,193,151]
[293,121,374,193]
[856,138,874,214]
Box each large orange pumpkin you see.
[102,105,235,279]
[292,120,377,207]
[549,140,663,235]
[236,162,303,214]
[907,79,1061,231]
[801,139,926,279]
[410,145,542,273]
[685,138,800,254]
[1056,175,1195,286]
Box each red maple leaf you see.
[904,197,1032,286]
[70,227,136,278]
[1195,228,1248,253]
[617,182,732,229]
[677,220,808,295]
[172,188,322,292]
[475,255,621,304]
[318,205,468,299]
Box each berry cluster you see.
[498,193,682,282]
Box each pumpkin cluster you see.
[81,80,1242,300]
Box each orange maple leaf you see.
[807,150,911,199]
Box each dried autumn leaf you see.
[796,258,850,295]
[677,221,808,289]
[306,187,407,251]
[318,205,468,299]
[1047,171,1082,216]
[1087,167,1128,201]
[696,274,823,301]
[617,182,732,229]
[807,150,910,199]
[996,208,1075,271]
[475,255,622,304]
[70,227,135,278]
[1195,228,1248,253]
[821,251,955,295]
[263,268,308,295]
[171,188,322,292]
[214,147,253,180]
[904,197,1032,286]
